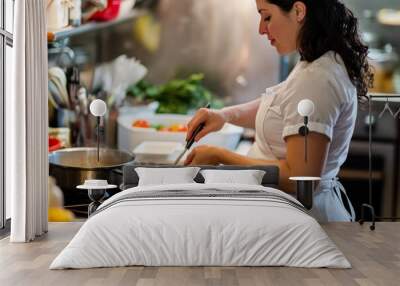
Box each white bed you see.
[50,183,351,269]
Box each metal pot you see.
[49,147,134,192]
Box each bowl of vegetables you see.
[132,119,188,132]
[117,113,243,153]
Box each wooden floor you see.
[0,222,399,286]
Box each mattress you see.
[50,183,351,269]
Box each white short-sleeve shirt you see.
[248,51,357,180]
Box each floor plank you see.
[0,222,399,286]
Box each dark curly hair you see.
[267,0,374,102]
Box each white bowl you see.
[133,141,184,164]
[117,113,243,153]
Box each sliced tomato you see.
[167,123,186,132]
[132,119,150,128]
[177,125,188,132]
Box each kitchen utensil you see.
[91,55,148,108]
[66,66,81,110]
[49,67,70,109]
[174,103,211,165]
[77,87,92,145]
[48,80,62,108]
[173,122,204,165]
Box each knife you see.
[174,103,211,165]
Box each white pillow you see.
[200,169,266,185]
[135,167,201,186]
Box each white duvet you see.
[50,183,351,269]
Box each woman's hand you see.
[186,108,226,142]
[184,145,224,165]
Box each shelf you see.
[47,10,143,43]
[368,93,400,102]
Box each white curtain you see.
[7,0,48,242]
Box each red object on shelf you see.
[90,0,121,22]
[49,137,62,152]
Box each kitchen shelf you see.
[368,93,400,102]
[47,10,143,43]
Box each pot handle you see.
[112,167,125,190]
[112,168,123,176]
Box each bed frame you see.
[121,164,280,190]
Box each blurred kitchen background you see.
[45,0,400,220]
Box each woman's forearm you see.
[220,98,261,129]
[216,148,296,193]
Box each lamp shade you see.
[90,99,107,117]
[297,99,315,117]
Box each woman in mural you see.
[184,0,374,222]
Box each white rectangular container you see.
[133,141,184,164]
[117,113,243,153]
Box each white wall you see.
[72,0,281,107]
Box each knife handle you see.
[186,103,211,149]
[186,122,206,149]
